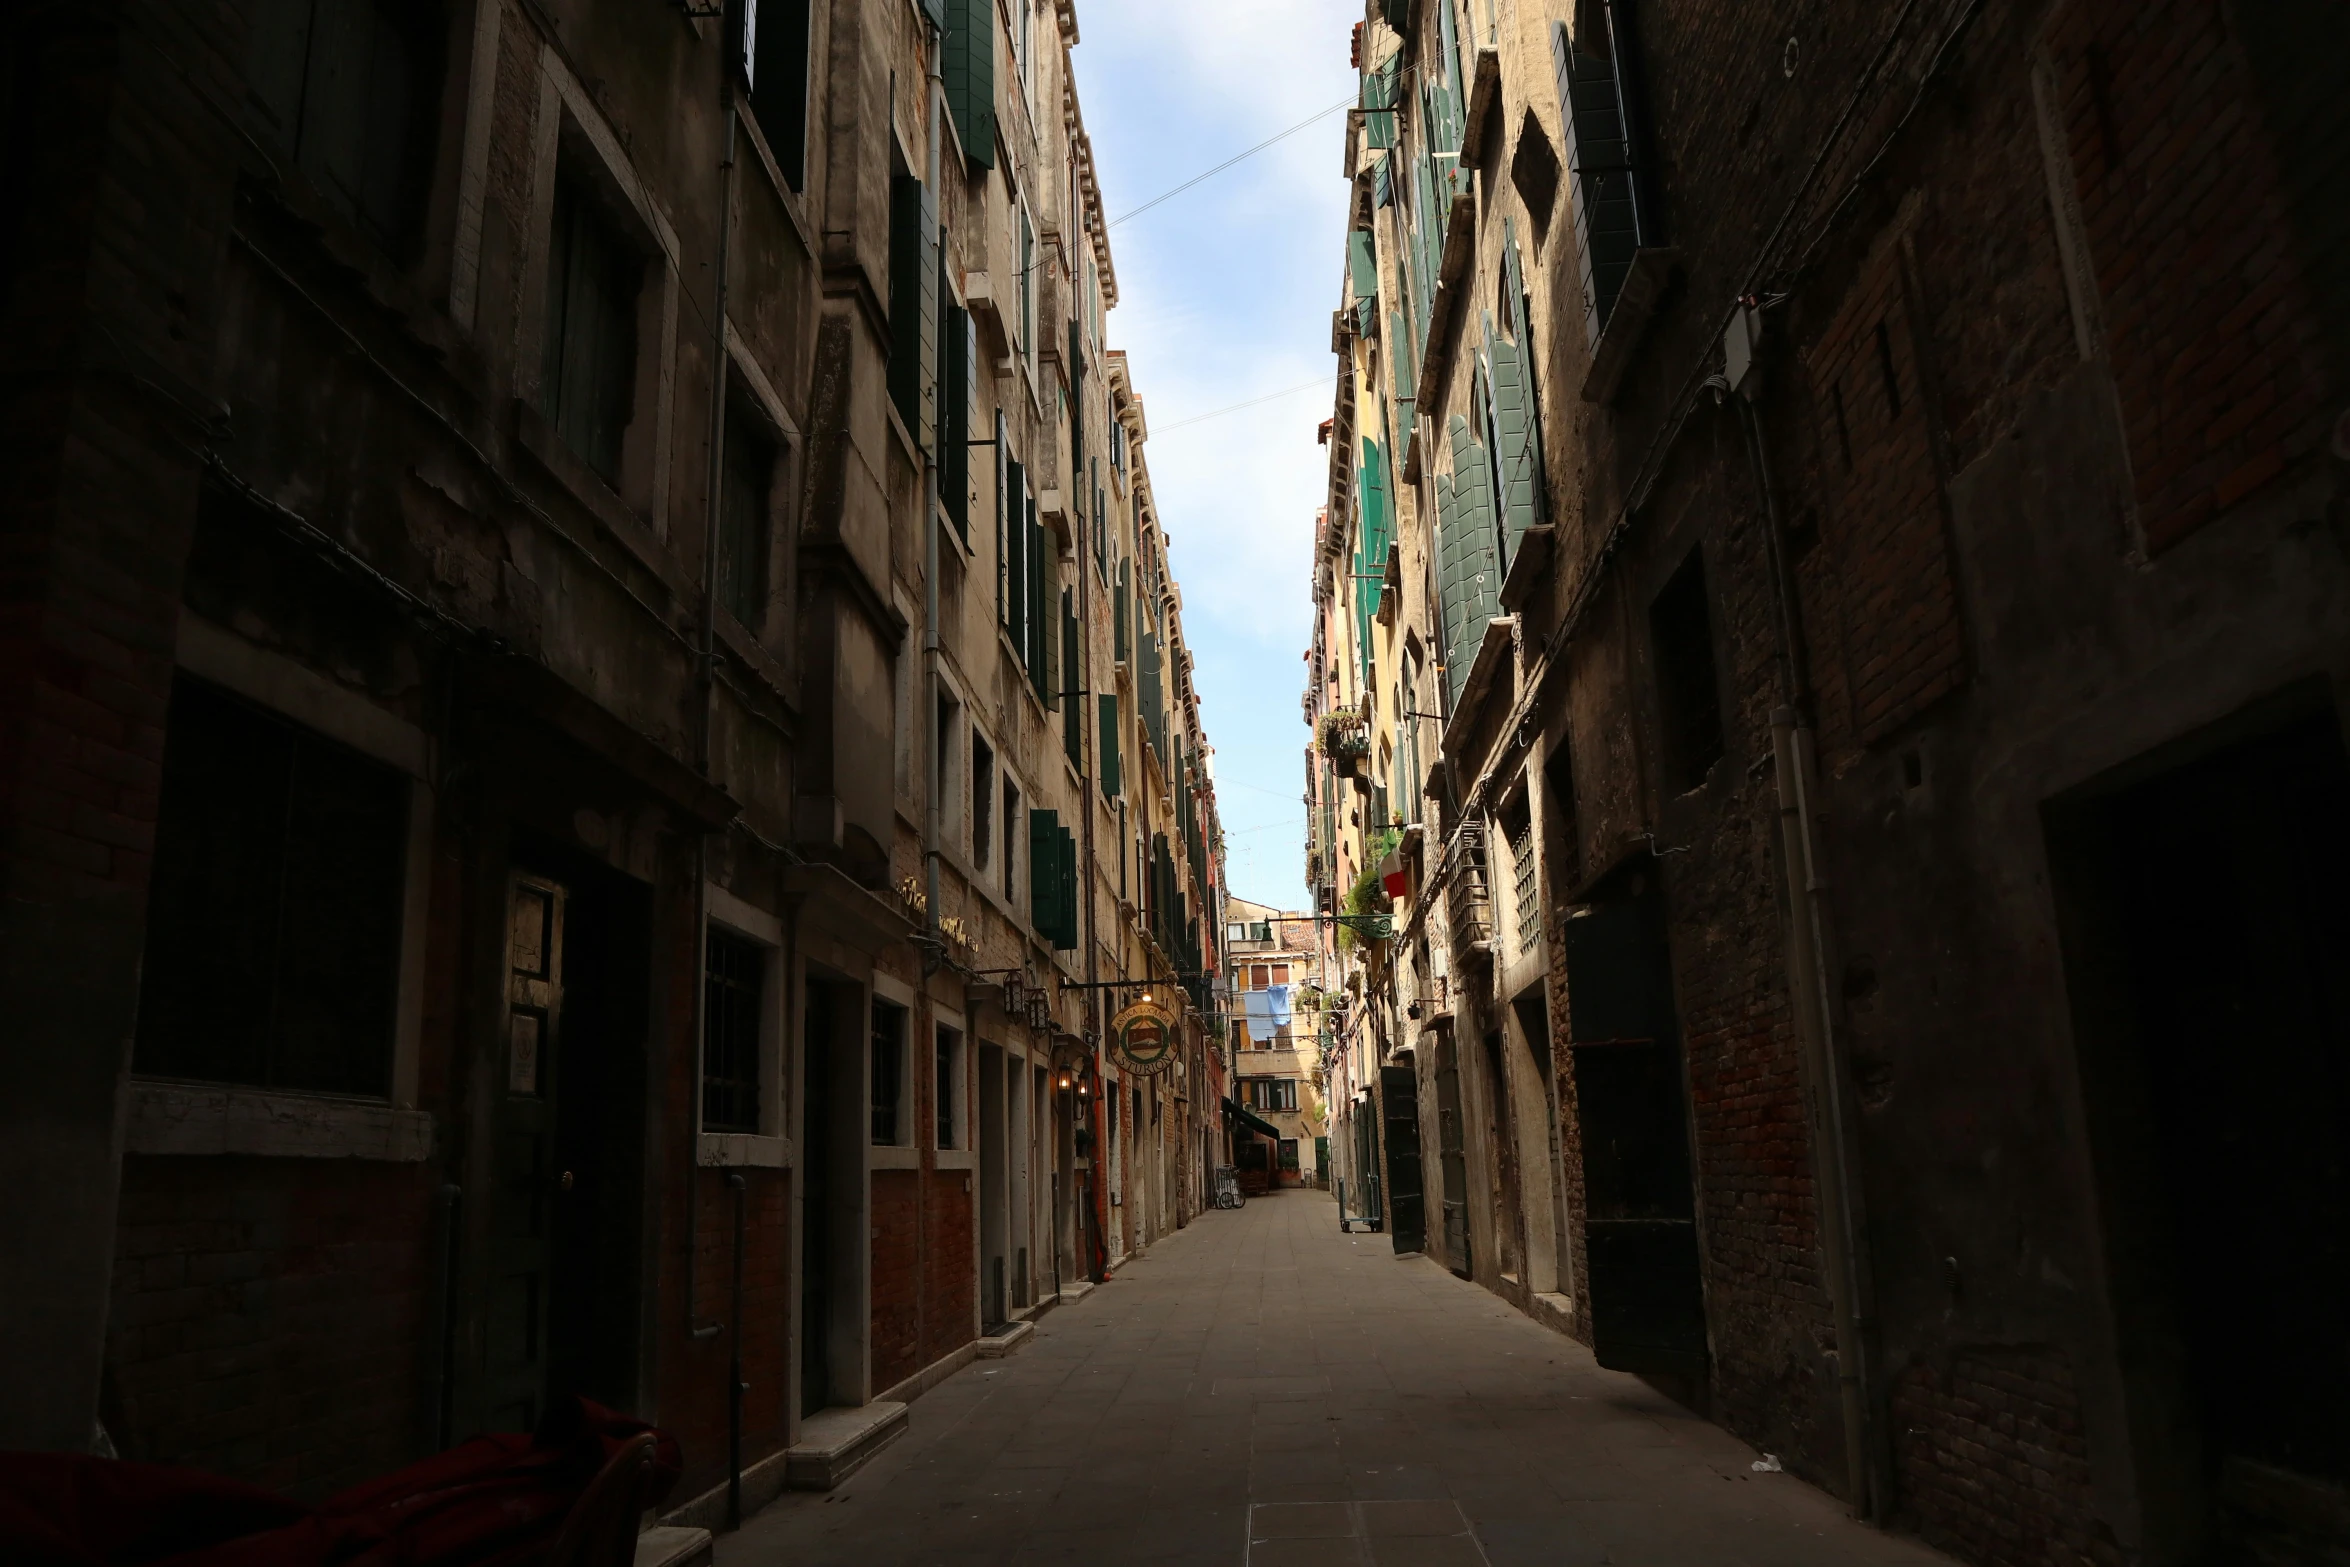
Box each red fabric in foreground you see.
[0,1399,681,1567]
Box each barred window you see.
[702,927,763,1133]
[135,677,410,1097]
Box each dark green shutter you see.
[1038,505,1057,700]
[942,0,997,169]
[1004,455,1026,652]
[1030,808,1058,934]
[1098,694,1120,798]
[1390,312,1416,400]
[1437,416,1502,709]
[1349,231,1378,304]
[1061,590,1081,762]
[1057,823,1079,950]
[1487,311,1540,562]
[887,176,937,448]
[1114,558,1130,662]
[941,297,971,541]
[1552,18,1639,336]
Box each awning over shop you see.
[1225,1097,1283,1140]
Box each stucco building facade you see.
[0,0,1226,1522]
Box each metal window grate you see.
[702,927,763,1133]
[1513,823,1539,954]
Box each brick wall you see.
[1891,1347,2123,1567]
[104,1156,435,1499]
[923,1169,975,1365]
[2045,0,2330,554]
[1808,239,1965,746]
[666,1165,792,1504]
[871,1169,921,1391]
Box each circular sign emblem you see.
[1110,998,1179,1077]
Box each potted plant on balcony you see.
[1317,711,1371,778]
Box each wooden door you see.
[484,872,564,1431]
[1379,1063,1426,1253]
[1562,881,1707,1375]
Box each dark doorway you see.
[1380,1063,1426,1253]
[800,981,837,1419]
[2049,695,2350,1555]
[1561,864,1706,1376]
[1434,1032,1471,1277]
[1481,1029,1520,1279]
[484,839,649,1432]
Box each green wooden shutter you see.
[1061,590,1081,761]
[1349,231,1377,305]
[1552,18,1639,337]
[1004,455,1026,652]
[1056,823,1079,949]
[942,0,997,169]
[1029,505,1051,703]
[887,176,937,448]
[1098,694,1120,798]
[941,297,971,541]
[1390,313,1416,400]
[1030,808,1058,933]
[1487,312,1540,561]
[1114,557,1130,661]
[1437,416,1502,708]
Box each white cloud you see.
[1073,0,1357,909]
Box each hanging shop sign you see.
[1110,997,1180,1077]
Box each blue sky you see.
[1072,0,1358,914]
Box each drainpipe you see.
[1731,357,1880,1521]
[684,72,742,1346]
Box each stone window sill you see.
[698,1131,791,1168]
[125,1079,433,1161]
[870,1145,921,1170]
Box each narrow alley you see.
[720,1192,1953,1567]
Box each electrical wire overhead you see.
[1154,376,1332,434]
[1107,93,1358,229]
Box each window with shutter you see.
[543,175,642,483]
[1349,231,1378,305]
[1437,415,1502,707]
[1030,808,1058,935]
[1551,7,1657,344]
[1029,504,1052,704]
[1003,453,1026,655]
[718,400,776,630]
[1114,557,1130,661]
[887,176,938,449]
[246,0,440,258]
[1483,314,1538,565]
[749,0,813,190]
[1056,822,1079,949]
[1061,591,1081,763]
[1099,695,1120,798]
[942,0,996,168]
[941,298,973,541]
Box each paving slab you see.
[714,1191,1960,1567]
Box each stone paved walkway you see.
[717,1189,1958,1566]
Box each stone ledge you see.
[633,1525,712,1567]
[975,1320,1034,1359]
[785,1402,908,1491]
[125,1080,433,1161]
